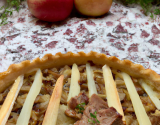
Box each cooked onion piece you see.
[0,75,24,125]
[48,70,60,78]
[67,63,80,101]
[98,94,106,99]
[16,69,42,125]
[139,79,160,110]
[86,63,97,97]
[111,69,123,79]
[102,65,125,122]
[121,72,151,125]
[42,75,64,125]
[56,105,76,125]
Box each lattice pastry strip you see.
[121,72,151,125]
[102,65,125,123]
[42,75,64,125]
[67,63,80,101]
[139,79,160,110]
[0,75,24,125]
[16,69,42,125]
[86,63,98,97]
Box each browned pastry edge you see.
[0,51,160,93]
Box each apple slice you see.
[16,69,42,125]
[42,75,64,125]
[139,79,160,110]
[102,65,125,123]
[121,72,151,125]
[67,63,80,101]
[86,63,97,97]
[0,75,24,125]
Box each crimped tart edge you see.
[0,51,160,93]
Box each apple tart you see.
[0,51,160,125]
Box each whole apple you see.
[27,0,74,22]
[74,0,112,16]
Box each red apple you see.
[27,0,74,22]
[74,0,112,16]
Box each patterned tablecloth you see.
[0,1,160,74]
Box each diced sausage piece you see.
[65,93,89,119]
[96,108,124,125]
[74,94,124,125]
[67,93,89,110]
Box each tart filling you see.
[0,51,160,125]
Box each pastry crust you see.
[0,51,160,93]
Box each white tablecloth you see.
[0,1,160,74]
